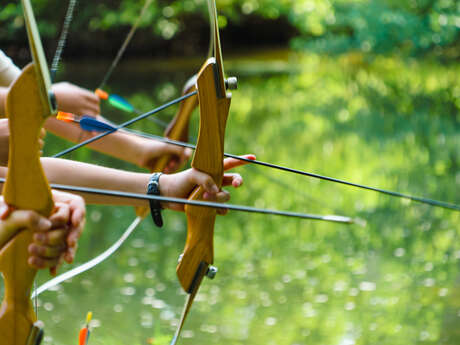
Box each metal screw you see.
[206,266,218,279]
[225,77,238,90]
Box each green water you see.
[4,50,460,345]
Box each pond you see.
[3,49,460,345]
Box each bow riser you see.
[148,78,198,173]
[3,65,54,215]
[0,63,54,345]
[177,58,230,293]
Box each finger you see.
[164,143,186,157]
[28,255,60,271]
[203,189,230,203]
[39,128,46,140]
[69,197,86,228]
[0,203,11,220]
[84,104,100,116]
[188,168,219,194]
[34,228,68,246]
[166,157,180,173]
[223,154,256,171]
[63,245,77,264]
[216,207,228,216]
[49,202,70,228]
[3,209,51,232]
[183,148,193,161]
[28,242,66,259]
[222,173,243,188]
[215,190,230,203]
[66,224,83,248]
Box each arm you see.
[0,87,7,117]
[45,82,191,171]
[45,117,191,171]
[0,119,9,166]
[0,155,252,209]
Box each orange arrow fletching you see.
[56,111,75,122]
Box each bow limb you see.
[0,1,56,344]
[148,0,217,173]
[147,76,198,173]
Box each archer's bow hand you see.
[52,82,101,116]
[137,139,193,173]
[28,190,86,275]
[0,197,52,249]
[158,154,255,214]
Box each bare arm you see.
[40,157,150,206]
[0,87,8,117]
[45,82,190,171]
[0,155,251,210]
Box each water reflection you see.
[1,52,458,345]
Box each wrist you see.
[147,172,163,227]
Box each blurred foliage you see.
[1,0,459,57]
[8,50,456,345]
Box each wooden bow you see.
[0,1,57,344]
[171,1,234,343]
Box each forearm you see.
[45,117,146,166]
[40,157,150,206]
[0,87,8,117]
[0,160,149,206]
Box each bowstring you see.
[97,0,154,90]
[50,0,78,81]
[32,216,144,298]
[34,0,78,321]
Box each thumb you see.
[187,168,219,194]
[4,210,51,233]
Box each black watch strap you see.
[147,173,163,227]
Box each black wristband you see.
[147,173,163,227]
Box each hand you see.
[0,199,52,245]
[138,138,193,173]
[52,82,100,116]
[159,154,255,214]
[28,190,86,275]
